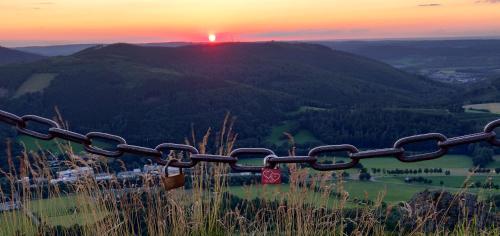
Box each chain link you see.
[1,109,499,173]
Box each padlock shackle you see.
[163,159,183,177]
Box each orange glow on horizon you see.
[1,0,500,46]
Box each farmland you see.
[464,103,500,114]
[0,195,108,235]
[13,73,57,98]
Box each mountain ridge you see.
[0,46,46,65]
[0,42,457,146]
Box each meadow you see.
[13,73,56,98]
[464,103,500,114]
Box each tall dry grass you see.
[0,114,498,235]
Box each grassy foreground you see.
[1,120,499,235]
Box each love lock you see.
[161,160,185,191]
[261,155,281,184]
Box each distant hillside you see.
[15,42,191,57]
[0,46,45,65]
[320,39,500,83]
[15,44,99,57]
[461,77,500,103]
[0,42,456,147]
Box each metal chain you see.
[1,109,499,173]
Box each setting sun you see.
[208,34,216,42]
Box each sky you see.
[1,0,500,47]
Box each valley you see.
[321,39,500,83]
[1,41,499,233]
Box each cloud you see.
[418,3,442,7]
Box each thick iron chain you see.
[1,109,499,172]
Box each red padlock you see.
[261,167,281,184]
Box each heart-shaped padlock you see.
[261,155,282,184]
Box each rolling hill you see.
[15,44,99,57]
[320,39,500,83]
[0,46,46,65]
[0,42,457,147]
[461,77,500,103]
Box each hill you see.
[14,42,192,57]
[461,77,500,103]
[15,44,99,57]
[0,46,45,65]
[320,39,500,83]
[0,42,457,148]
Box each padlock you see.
[261,155,281,184]
[261,167,282,184]
[161,161,185,191]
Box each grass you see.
[229,184,349,208]
[355,154,473,169]
[266,121,320,145]
[383,107,450,115]
[238,155,474,169]
[0,211,37,236]
[463,103,500,114]
[342,180,430,203]
[229,180,444,204]
[266,122,293,145]
[381,176,500,189]
[19,135,114,156]
[293,130,320,144]
[287,106,329,116]
[487,156,500,168]
[13,73,57,98]
[30,195,109,227]
[1,115,499,235]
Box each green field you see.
[487,156,500,168]
[383,107,450,115]
[232,153,500,204]
[18,135,115,156]
[30,195,109,227]
[287,106,329,116]
[229,180,433,204]
[463,103,500,114]
[13,73,57,98]
[19,135,84,155]
[0,194,109,233]
[352,154,473,169]
[0,211,37,236]
[238,155,474,169]
[266,121,320,145]
[229,184,346,207]
[381,175,500,188]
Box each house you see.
[56,167,94,182]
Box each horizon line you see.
[3,35,500,48]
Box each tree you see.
[472,148,494,167]
[359,172,371,181]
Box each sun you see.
[208,34,216,42]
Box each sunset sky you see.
[1,0,500,47]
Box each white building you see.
[56,167,94,182]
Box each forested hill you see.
[0,42,457,148]
[461,77,500,103]
[0,46,45,65]
[75,42,452,105]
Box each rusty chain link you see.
[1,109,499,173]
